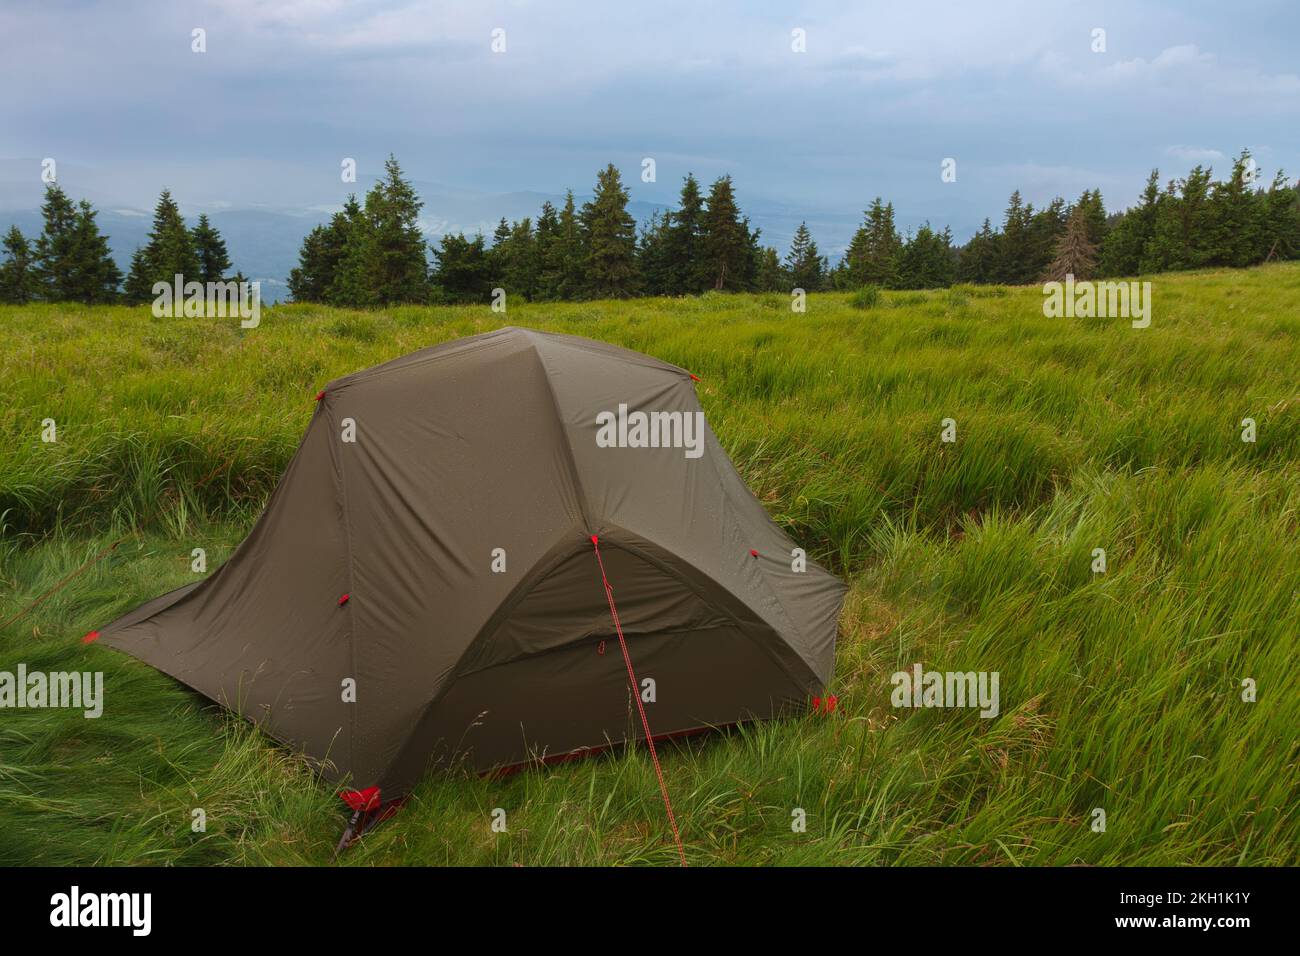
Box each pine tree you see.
[551,190,586,300]
[663,174,705,294]
[191,214,232,284]
[1100,170,1160,277]
[956,219,999,283]
[1259,170,1300,262]
[697,175,749,291]
[995,190,1036,284]
[843,198,902,288]
[33,185,79,300]
[501,218,539,300]
[288,225,332,302]
[739,217,763,291]
[1143,167,1215,272]
[1074,189,1108,251]
[0,226,39,304]
[580,164,639,298]
[1210,150,1265,267]
[897,224,955,289]
[65,200,122,302]
[784,221,824,291]
[488,217,512,284]
[334,154,429,306]
[638,210,674,296]
[755,246,787,291]
[1027,197,1068,280]
[432,232,492,302]
[289,198,362,304]
[1043,205,1099,282]
[533,200,562,300]
[124,189,200,302]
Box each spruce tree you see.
[897,224,955,289]
[638,210,674,296]
[843,198,902,288]
[335,154,429,306]
[65,200,122,302]
[956,219,999,283]
[33,185,79,300]
[533,200,562,299]
[488,217,512,285]
[697,175,749,291]
[1043,205,1099,282]
[191,214,232,284]
[995,190,1036,284]
[1100,170,1160,277]
[0,226,39,304]
[1074,189,1108,251]
[754,246,787,291]
[290,196,363,303]
[501,218,539,300]
[580,164,639,298]
[1260,170,1300,262]
[785,221,824,291]
[1144,168,1215,272]
[124,189,200,302]
[663,174,705,294]
[289,225,331,302]
[432,232,491,302]
[1210,150,1265,267]
[1027,197,1068,279]
[551,191,585,300]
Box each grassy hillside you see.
[1,264,1297,866]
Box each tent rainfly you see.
[91,327,846,833]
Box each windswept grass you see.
[1,263,1297,865]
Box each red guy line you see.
[590,534,688,867]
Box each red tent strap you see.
[590,534,688,867]
[341,785,382,811]
[334,787,406,856]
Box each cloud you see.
[1,1,1298,248]
[1165,145,1226,163]
[1055,42,1300,100]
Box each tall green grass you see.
[1,264,1297,865]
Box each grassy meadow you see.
[1,263,1297,866]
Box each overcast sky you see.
[2,0,1298,243]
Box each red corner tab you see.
[688,373,701,382]
[812,694,839,715]
[315,390,326,402]
[749,549,759,558]
[81,630,100,644]
[341,786,381,811]
[337,593,350,607]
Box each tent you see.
[91,327,846,816]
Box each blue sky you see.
[2,0,1298,256]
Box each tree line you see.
[289,150,1300,306]
[3,149,1297,307]
[0,186,237,305]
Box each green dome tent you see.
[91,327,846,841]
